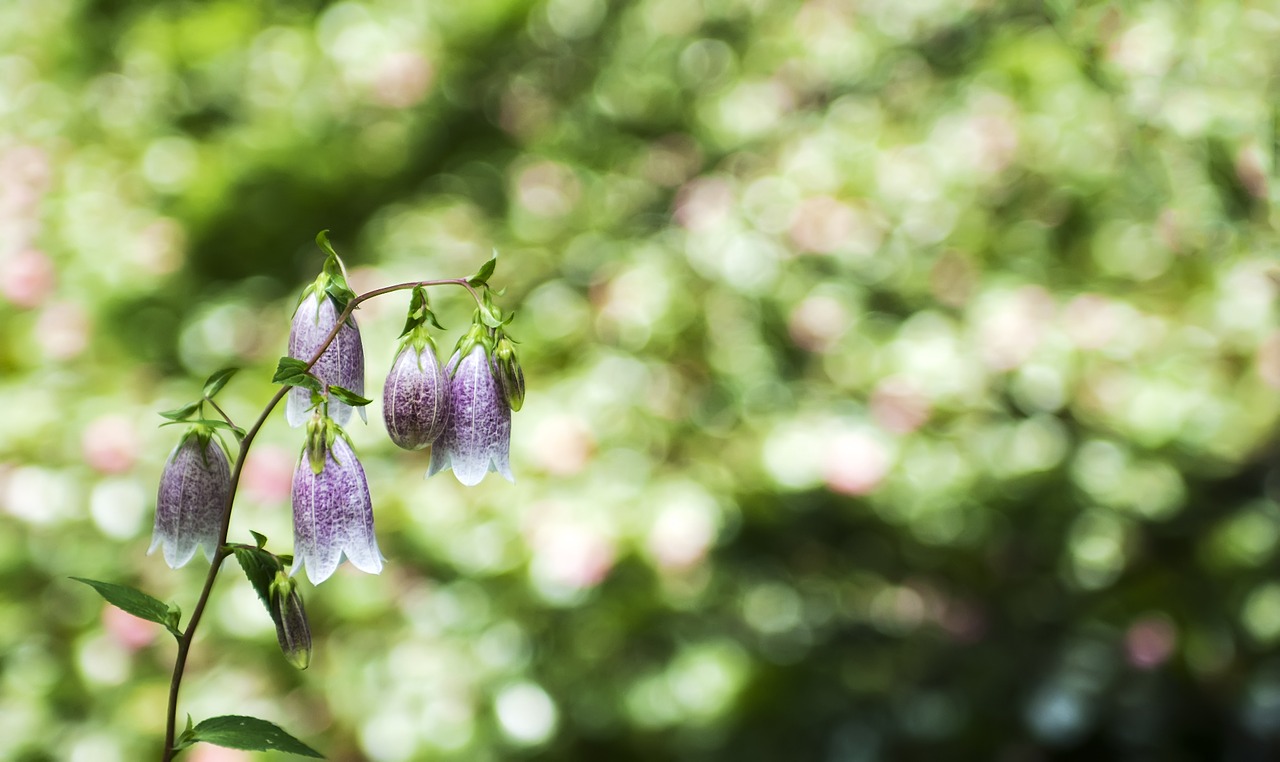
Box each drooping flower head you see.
[383,286,450,450]
[149,425,230,568]
[428,319,514,486]
[286,234,364,428]
[290,413,383,585]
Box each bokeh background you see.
[3,0,1280,760]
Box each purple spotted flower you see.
[428,345,514,486]
[286,292,365,428]
[383,343,450,450]
[148,427,230,568]
[290,416,383,585]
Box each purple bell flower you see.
[290,417,383,585]
[286,293,365,428]
[428,345,513,486]
[148,428,230,568]
[383,343,450,450]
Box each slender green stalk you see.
[161,278,478,760]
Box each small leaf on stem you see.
[70,577,182,639]
[327,385,372,407]
[202,367,239,399]
[158,401,201,422]
[467,255,497,287]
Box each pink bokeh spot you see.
[674,176,734,232]
[189,745,252,762]
[371,51,435,109]
[787,294,849,353]
[976,285,1054,371]
[1125,613,1177,670]
[869,377,931,435]
[647,503,716,572]
[35,301,90,360]
[103,605,157,651]
[1,249,56,308]
[241,444,296,504]
[823,431,892,496]
[531,521,616,591]
[82,414,140,475]
[531,415,594,477]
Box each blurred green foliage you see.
[3,0,1280,759]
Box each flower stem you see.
[160,277,481,760]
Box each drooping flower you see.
[428,345,514,486]
[286,292,365,428]
[290,416,382,585]
[383,342,450,449]
[270,571,312,670]
[148,427,230,568]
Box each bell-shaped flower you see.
[149,427,230,568]
[383,339,450,450]
[286,292,365,428]
[428,344,514,486]
[290,415,383,585]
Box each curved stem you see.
[161,277,481,759]
[205,398,236,430]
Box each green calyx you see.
[396,286,443,357]
[492,332,525,411]
[298,231,357,319]
[451,319,495,375]
[302,414,350,475]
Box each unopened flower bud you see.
[148,427,230,568]
[269,571,312,670]
[286,292,365,428]
[428,345,513,486]
[290,416,383,584]
[491,333,524,412]
[382,341,450,450]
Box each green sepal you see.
[466,253,498,288]
[303,415,341,475]
[161,419,246,444]
[327,385,372,407]
[159,400,201,422]
[202,367,239,400]
[314,230,356,316]
[70,577,182,640]
[185,715,323,758]
[250,530,268,549]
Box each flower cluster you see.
[148,242,522,595]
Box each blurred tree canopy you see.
[3,0,1280,760]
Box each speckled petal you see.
[383,345,450,450]
[290,432,382,584]
[149,435,230,569]
[428,347,513,486]
[286,293,366,427]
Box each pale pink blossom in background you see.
[1125,613,1177,669]
[371,51,434,108]
[1060,293,1129,351]
[103,605,156,651]
[870,377,931,434]
[134,218,185,276]
[788,196,883,257]
[976,285,1054,371]
[674,176,734,232]
[35,301,90,360]
[530,521,615,591]
[0,248,56,308]
[189,745,252,762]
[646,502,717,572]
[788,293,850,353]
[515,160,580,218]
[531,415,594,477]
[241,444,295,504]
[82,415,140,475]
[824,431,892,496]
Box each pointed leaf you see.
[70,577,181,639]
[202,368,239,399]
[232,546,283,613]
[273,357,311,382]
[327,385,372,407]
[159,401,202,422]
[467,255,497,287]
[190,715,323,758]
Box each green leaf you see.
[272,358,324,394]
[272,357,310,382]
[250,530,268,549]
[232,545,282,614]
[189,715,323,758]
[314,229,338,259]
[70,577,181,639]
[467,255,497,287]
[159,418,246,441]
[159,401,201,422]
[327,385,372,407]
[202,367,239,399]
